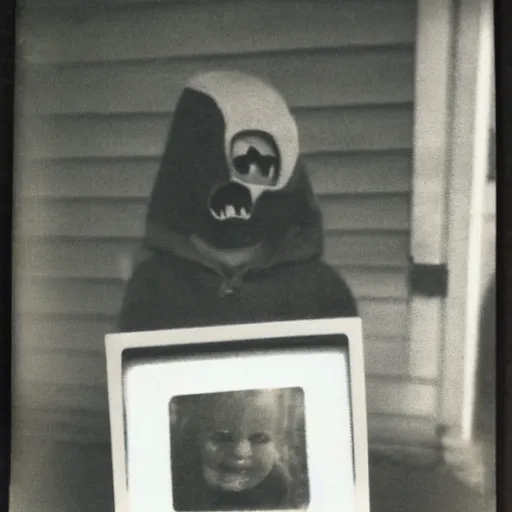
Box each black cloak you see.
[118,70,357,332]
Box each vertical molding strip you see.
[461,0,494,441]
[408,0,454,384]
[440,0,493,441]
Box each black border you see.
[495,0,511,510]
[494,0,512,511]
[0,0,15,509]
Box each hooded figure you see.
[118,70,357,332]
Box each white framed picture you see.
[105,318,369,512]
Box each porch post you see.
[440,0,494,441]
[408,0,454,388]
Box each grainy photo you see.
[10,1,496,511]
[169,388,309,511]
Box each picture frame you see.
[105,318,369,512]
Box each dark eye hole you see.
[259,156,278,177]
[233,155,250,175]
[232,148,279,179]
[209,431,235,443]
[249,432,271,444]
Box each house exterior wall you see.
[12,0,432,449]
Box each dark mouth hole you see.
[219,462,250,472]
[208,182,253,219]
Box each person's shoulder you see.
[116,250,194,332]
[264,258,358,317]
[270,257,338,280]
[290,258,352,289]
[128,249,195,282]
[311,260,359,317]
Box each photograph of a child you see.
[170,387,309,511]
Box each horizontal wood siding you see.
[13,378,436,438]
[31,48,415,114]
[22,2,416,64]
[21,152,414,197]
[13,0,430,453]
[27,107,413,159]
[18,196,411,237]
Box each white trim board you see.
[440,0,494,441]
[408,0,454,386]
[410,0,494,443]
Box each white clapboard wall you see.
[13,0,438,451]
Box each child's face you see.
[199,391,280,492]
